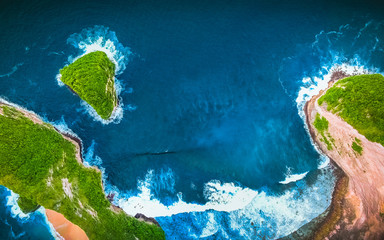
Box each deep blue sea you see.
[1,0,384,239]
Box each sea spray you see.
[66,26,132,75]
[155,167,336,239]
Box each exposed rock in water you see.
[135,213,161,227]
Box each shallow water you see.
[0,0,384,239]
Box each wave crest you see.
[66,25,132,75]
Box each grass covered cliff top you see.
[0,103,165,240]
[318,73,384,146]
[60,51,117,120]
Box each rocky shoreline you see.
[285,70,384,239]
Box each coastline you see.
[0,99,159,239]
[61,75,119,122]
[287,70,384,239]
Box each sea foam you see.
[279,167,309,184]
[105,166,335,239]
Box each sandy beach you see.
[46,209,88,240]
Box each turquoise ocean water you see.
[0,0,384,239]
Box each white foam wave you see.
[79,100,124,124]
[71,131,336,239]
[200,212,219,238]
[83,141,107,185]
[107,166,334,239]
[279,168,308,184]
[55,74,64,86]
[113,170,258,218]
[5,191,30,220]
[228,168,335,239]
[66,25,131,75]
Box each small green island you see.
[0,102,165,239]
[60,51,118,120]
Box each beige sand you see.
[46,209,88,240]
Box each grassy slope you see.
[0,105,165,240]
[313,113,334,150]
[352,138,363,155]
[318,74,384,146]
[60,51,117,120]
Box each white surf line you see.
[296,63,372,168]
[279,171,309,185]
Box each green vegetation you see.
[314,113,334,150]
[352,138,363,155]
[60,51,117,120]
[314,113,329,132]
[0,104,164,240]
[18,196,39,213]
[318,74,384,146]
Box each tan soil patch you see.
[62,178,73,199]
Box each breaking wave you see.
[80,141,335,239]
[102,166,335,239]
[279,167,308,184]
[66,25,132,75]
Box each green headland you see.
[60,51,118,120]
[318,73,384,147]
[0,102,165,239]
